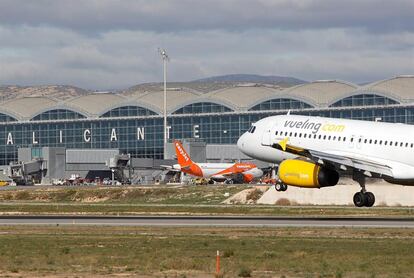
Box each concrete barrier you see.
[257,179,414,206]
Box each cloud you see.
[0,0,412,33]
[0,1,412,89]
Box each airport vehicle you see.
[171,141,263,183]
[237,114,414,207]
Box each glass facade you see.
[0,113,17,123]
[173,102,232,114]
[249,98,313,111]
[31,109,86,121]
[0,103,414,166]
[100,106,157,118]
[330,94,399,107]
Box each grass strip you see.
[0,226,412,277]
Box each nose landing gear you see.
[275,182,288,192]
[352,171,375,207]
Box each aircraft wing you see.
[160,165,181,172]
[274,138,394,177]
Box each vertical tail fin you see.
[174,140,193,168]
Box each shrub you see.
[246,189,263,202]
[15,191,30,200]
[275,198,291,206]
[223,249,234,258]
[238,266,252,277]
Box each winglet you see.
[278,137,289,151]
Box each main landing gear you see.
[352,171,375,207]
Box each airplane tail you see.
[174,141,193,169]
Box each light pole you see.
[159,48,169,156]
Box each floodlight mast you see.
[159,48,169,154]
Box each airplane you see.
[237,114,414,207]
[169,140,263,184]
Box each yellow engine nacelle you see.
[278,159,339,188]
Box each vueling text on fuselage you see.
[283,119,345,134]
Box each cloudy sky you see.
[0,0,413,89]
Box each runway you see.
[0,215,413,228]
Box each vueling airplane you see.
[237,114,414,207]
[172,141,263,183]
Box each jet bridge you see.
[9,158,47,185]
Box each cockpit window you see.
[251,126,256,133]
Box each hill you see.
[193,74,306,86]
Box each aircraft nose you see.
[237,132,246,151]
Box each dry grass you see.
[0,226,412,277]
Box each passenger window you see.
[369,139,372,144]
[406,143,409,147]
[323,135,327,140]
[374,140,377,144]
[395,142,398,146]
[318,135,322,139]
[400,142,403,147]
[289,132,292,136]
[411,143,413,148]
[338,136,341,141]
[328,136,331,140]
[364,139,367,143]
[358,138,361,143]
[275,131,279,135]
[385,141,388,146]
[343,137,346,141]
[299,133,302,138]
[351,137,354,143]
[333,136,336,140]
[314,134,317,139]
[294,133,297,137]
[379,140,382,145]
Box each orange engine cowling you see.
[278,159,339,188]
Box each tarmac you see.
[0,215,413,228]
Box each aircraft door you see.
[261,122,276,146]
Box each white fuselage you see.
[172,163,263,179]
[237,115,414,180]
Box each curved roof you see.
[359,75,414,102]
[133,89,203,114]
[283,80,359,107]
[0,97,58,120]
[205,86,280,110]
[65,93,128,117]
[0,76,413,120]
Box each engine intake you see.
[278,159,339,188]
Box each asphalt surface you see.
[0,215,413,228]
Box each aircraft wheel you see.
[353,192,366,207]
[275,183,283,192]
[281,183,288,191]
[364,192,375,207]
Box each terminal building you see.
[0,75,413,183]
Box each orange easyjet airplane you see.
[170,141,263,183]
